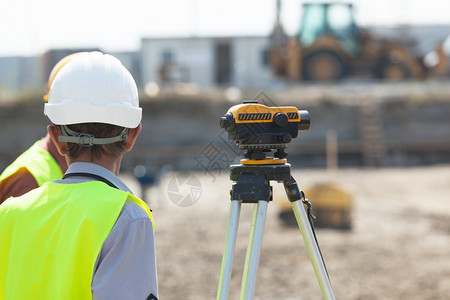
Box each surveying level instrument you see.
[217,100,335,300]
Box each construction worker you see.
[0,52,158,299]
[0,54,80,203]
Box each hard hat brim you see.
[44,100,142,128]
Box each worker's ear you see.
[123,124,141,152]
[47,125,67,156]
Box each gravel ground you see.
[122,164,450,300]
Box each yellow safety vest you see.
[0,181,153,300]
[0,141,63,186]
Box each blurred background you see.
[1,0,449,171]
[1,0,449,299]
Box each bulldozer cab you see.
[300,2,360,56]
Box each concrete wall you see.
[1,96,449,173]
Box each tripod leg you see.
[240,200,268,300]
[284,177,336,300]
[291,200,336,300]
[217,200,242,300]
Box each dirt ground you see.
[122,164,450,300]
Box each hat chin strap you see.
[58,125,128,147]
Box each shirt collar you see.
[63,162,133,194]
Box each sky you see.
[1,0,450,57]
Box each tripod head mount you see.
[220,100,310,164]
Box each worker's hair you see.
[61,123,127,161]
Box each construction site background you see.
[1,79,449,174]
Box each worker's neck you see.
[40,134,68,173]
[68,154,123,176]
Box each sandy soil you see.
[122,164,450,300]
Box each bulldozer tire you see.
[302,50,347,81]
[376,59,410,80]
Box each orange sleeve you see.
[0,168,39,204]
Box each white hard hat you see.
[43,52,83,102]
[44,52,141,128]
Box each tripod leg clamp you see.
[283,176,316,220]
[283,176,304,202]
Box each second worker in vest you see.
[0,52,158,299]
[0,53,81,203]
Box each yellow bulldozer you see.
[270,1,425,81]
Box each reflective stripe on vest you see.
[0,181,154,300]
[0,141,63,186]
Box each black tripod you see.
[216,162,335,300]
